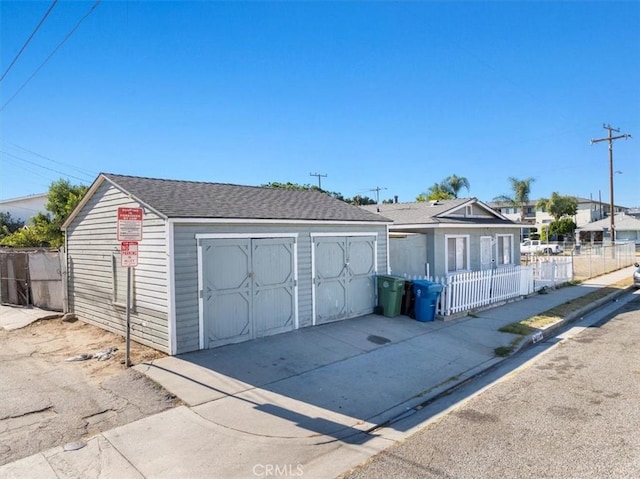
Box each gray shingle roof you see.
[361,199,514,225]
[576,212,640,232]
[102,173,389,222]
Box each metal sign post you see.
[126,266,132,367]
[121,241,139,367]
[117,208,143,369]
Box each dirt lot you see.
[0,316,181,466]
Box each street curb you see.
[515,285,636,354]
[379,285,636,432]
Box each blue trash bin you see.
[413,280,443,322]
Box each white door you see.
[201,237,296,349]
[313,235,376,324]
[480,236,493,270]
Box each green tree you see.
[0,212,25,240]
[262,181,376,205]
[0,179,88,248]
[536,192,578,222]
[536,192,578,240]
[493,177,536,223]
[443,174,470,198]
[349,195,377,206]
[261,181,320,191]
[549,217,577,237]
[416,182,454,202]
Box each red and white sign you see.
[117,207,143,241]
[121,241,139,267]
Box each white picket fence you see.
[402,265,536,317]
[532,257,573,289]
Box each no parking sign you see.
[121,241,139,267]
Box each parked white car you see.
[520,239,563,255]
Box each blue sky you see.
[1,1,639,208]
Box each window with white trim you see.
[112,253,134,308]
[446,235,469,273]
[496,234,513,265]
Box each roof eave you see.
[62,174,169,230]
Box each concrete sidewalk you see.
[1,265,636,479]
[0,304,60,331]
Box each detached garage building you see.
[62,174,390,355]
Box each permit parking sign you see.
[117,207,143,241]
[121,241,139,267]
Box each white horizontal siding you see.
[66,183,169,353]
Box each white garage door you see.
[313,235,377,324]
[200,237,296,349]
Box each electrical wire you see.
[0,150,89,183]
[0,0,59,83]
[0,0,102,113]
[4,141,97,178]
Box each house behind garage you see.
[62,174,390,355]
[362,199,522,278]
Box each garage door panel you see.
[208,242,251,290]
[348,276,375,316]
[315,240,346,279]
[253,240,293,286]
[314,235,376,324]
[253,238,295,336]
[348,238,375,276]
[315,280,347,322]
[202,236,296,349]
[254,288,294,336]
[208,293,251,342]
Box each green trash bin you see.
[376,275,405,318]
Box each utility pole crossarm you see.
[369,186,387,204]
[309,172,327,189]
[591,134,631,144]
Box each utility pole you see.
[369,186,387,204]
[309,172,327,189]
[590,124,631,243]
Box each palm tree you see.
[493,177,535,222]
[443,174,470,198]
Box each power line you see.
[4,141,96,178]
[0,0,59,83]
[0,0,102,113]
[0,150,90,183]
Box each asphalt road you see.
[341,292,640,479]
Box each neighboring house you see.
[490,197,628,229]
[0,193,48,223]
[627,208,640,219]
[488,201,537,224]
[576,212,640,245]
[361,199,521,279]
[62,173,390,354]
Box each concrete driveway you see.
[134,313,506,442]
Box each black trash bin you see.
[400,280,415,317]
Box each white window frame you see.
[445,234,470,274]
[112,252,134,309]
[496,234,514,266]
